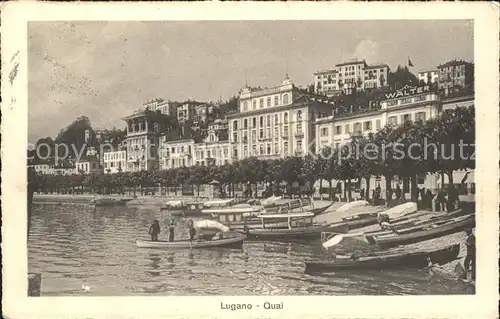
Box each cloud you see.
[351,38,380,64]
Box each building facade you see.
[123,110,172,172]
[418,69,439,84]
[228,77,333,161]
[314,59,389,96]
[76,156,103,175]
[143,98,178,117]
[315,84,474,196]
[437,60,474,93]
[103,150,127,174]
[193,128,230,166]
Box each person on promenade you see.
[433,189,447,213]
[425,189,433,209]
[187,219,197,241]
[395,184,402,200]
[447,185,460,211]
[148,220,161,242]
[463,229,476,280]
[168,219,176,242]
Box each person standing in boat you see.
[167,219,176,242]
[464,229,475,280]
[148,220,161,242]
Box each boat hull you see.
[305,244,460,274]
[372,215,475,248]
[136,233,246,249]
[241,223,349,240]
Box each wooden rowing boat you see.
[369,214,475,248]
[136,232,246,249]
[305,244,460,274]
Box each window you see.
[267,97,271,107]
[274,127,279,139]
[232,132,238,143]
[416,112,426,122]
[233,121,238,130]
[252,117,256,128]
[296,110,303,121]
[376,119,381,130]
[244,146,248,156]
[233,149,238,157]
[363,121,372,131]
[402,114,411,123]
[252,100,256,110]
[354,122,362,133]
[296,123,303,134]
[252,130,256,142]
[244,119,248,129]
[274,95,279,105]
[200,151,204,158]
[267,144,271,154]
[344,124,350,134]
[389,116,397,125]
[224,148,228,156]
[283,142,289,154]
[259,98,264,108]
[321,127,328,137]
[283,94,289,104]
[267,128,271,138]
[284,112,289,123]
[267,115,271,127]
[259,116,263,127]
[260,144,264,155]
[283,126,289,136]
[274,143,279,154]
[259,129,264,139]
[296,140,303,152]
[243,131,248,143]
[275,114,279,124]
[252,144,257,155]
[335,125,342,134]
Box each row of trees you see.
[32,106,474,203]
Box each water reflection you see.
[28,204,470,296]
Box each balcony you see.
[294,131,304,138]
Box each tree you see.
[387,65,419,90]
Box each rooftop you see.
[437,59,473,69]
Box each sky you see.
[28,20,473,143]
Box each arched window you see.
[283,94,289,105]
[244,119,248,129]
[233,121,238,130]
[284,112,289,124]
[259,116,264,127]
[252,117,256,128]
[243,101,248,111]
[296,110,303,121]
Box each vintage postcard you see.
[2,1,499,318]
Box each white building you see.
[418,69,439,84]
[314,59,390,96]
[315,84,474,195]
[227,76,333,161]
[76,156,103,175]
[103,150,127,174]
[194,128,230,166]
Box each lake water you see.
[28,203,473,295]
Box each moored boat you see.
[240,212,349,240]
[90,197,128,207]
[368,214,475,248]
[304,244,460,274]
[136,231,246,249]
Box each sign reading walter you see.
[384,85,431,100]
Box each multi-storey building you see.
[418,69,439,85]
[76,156,103,175]
[315,83,474,195]
[143,98,178,117]
[437,60,474,93]
[314,59,389,96]
[103,150,127,174]
[176,101,207,124]
[193,125,230,166]
[227,77,334,161]
[123,109,173,172]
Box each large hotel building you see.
[315,83,474,195]
[227,77,334,160]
